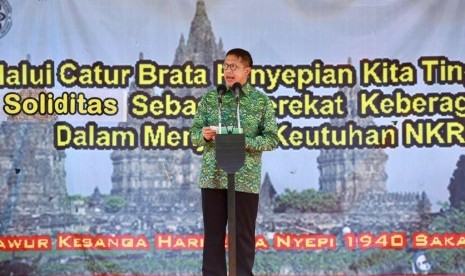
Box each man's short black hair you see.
[226,48,253,67]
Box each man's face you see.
[223,54,251,87]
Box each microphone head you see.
[216,84,227,96]
[232,82,242,93]
[216,84,227,104]
[232,82,242,103]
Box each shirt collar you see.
[227,82,252,98]
[242,82,253,97]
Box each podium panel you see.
[215,134,245,174]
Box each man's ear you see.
[245,67,251,78]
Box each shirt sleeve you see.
[245,97,279,152]
[189,94,211,147]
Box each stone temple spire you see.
[111,0,225,209]
[174,0,224,69]
[259,173,277,214]
[173,34,187,65]
[317,57,388,210]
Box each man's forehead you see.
[225,55,242,63]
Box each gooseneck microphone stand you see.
[215,83,244,276]
[216,84,226,134]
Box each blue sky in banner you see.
[1,0,465,210]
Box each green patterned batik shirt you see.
[189,82,279,194]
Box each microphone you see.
[216,85,227,134]
[232,82,242,104]
[231,82,242,132]
[216,84,227,104]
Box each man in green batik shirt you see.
[190,48,278,276]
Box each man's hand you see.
[202,126,217,141]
